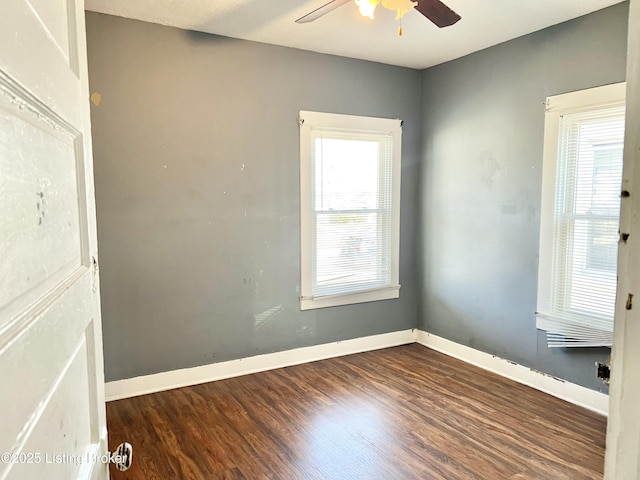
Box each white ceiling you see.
[84,0,626,69]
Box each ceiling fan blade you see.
[414,0,461,28]
[295,0,351,24]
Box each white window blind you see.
[537,83,626,347]
[299,111,401,310]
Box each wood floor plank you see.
[106,344,607,479]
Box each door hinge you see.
[626,293,634,311]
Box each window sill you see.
[300,285,400,311]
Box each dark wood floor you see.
[106,344,606,480]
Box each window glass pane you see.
[309,131,393,297]
[569,219,618,317]
[315,212,389,296]
[554,108,624,323]
[591,146,624,214]
[587,220,619,272]
[314,137,381,211]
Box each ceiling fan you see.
[295,0,461,30]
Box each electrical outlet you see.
[596,362,611,384]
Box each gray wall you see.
[88,4,629,391]
[418,2,629,392]
[86,13,421,382]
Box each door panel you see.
[0,78,85,322]
[7,335,94,480]
[0,0,108,478]
[0,0,81,125]
[28,0,74,62]
[0,276,92,457]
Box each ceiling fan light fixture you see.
[355,0,379,19]
[381,0,417,20]
[296,0,461,29]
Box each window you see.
[537,83,626,347]
[299,111,402,310]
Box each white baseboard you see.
[105,329,415,402]
[106,328,609,416]
[415,330,609,416]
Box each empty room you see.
[2,0,640,479]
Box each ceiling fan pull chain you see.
[398,17,403,36]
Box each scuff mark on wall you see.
[501,204,517,215]
[478,150,501,188]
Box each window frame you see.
[299,110,402,311]
[537,82,626,347]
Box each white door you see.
[0,0,108,479]
[605,0,640,478]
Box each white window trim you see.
[299,110,402,310]
[537,82,626,347]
